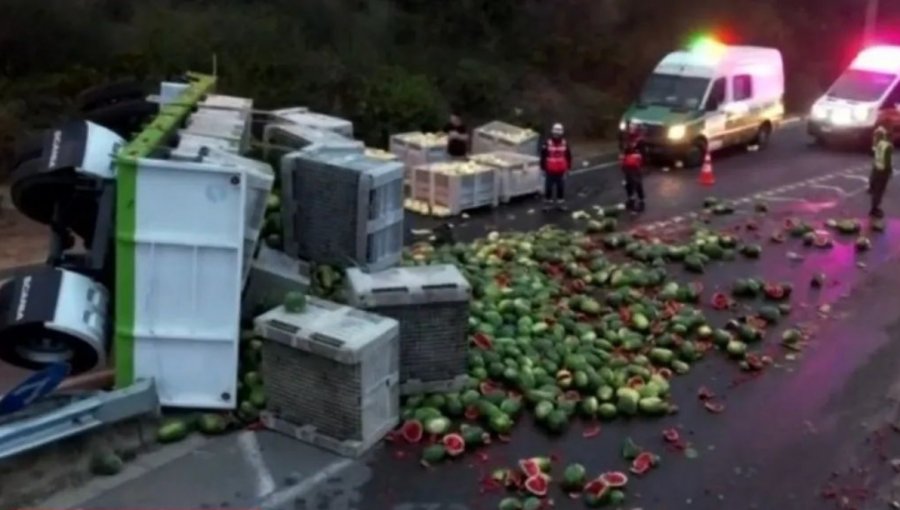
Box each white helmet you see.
[551,123,564,135]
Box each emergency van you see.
[808,45,900,147]
[619,39,785,168]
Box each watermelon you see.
[562,463,587,490]
[855,236,871,251]
[156,419,188,444]
[583,478,610,507]
[608,489,626,504]
[498,497,523,510]
[400,419,424,443]
[600,471,628,487]
[519,457,550,477]
[421,444,446,466]
[522,497,542,510]
[442,433,466,456]
[630,451,659,475]
[524,473,550,497]
[90,451,124,476]
[283,291,307,313]
[621,437,641,460]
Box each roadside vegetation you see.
[1,0,898,176]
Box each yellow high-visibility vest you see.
[874,139,892,171]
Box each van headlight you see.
[831,108,851,125]
[619,120,626,131]
[811,104,827,120]
[667,124,686,140]
[852,105,872,121]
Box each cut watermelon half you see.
[519,458,543,478]
[524,473,550,497]
[400,419,424,443]
[600,471,629,488]
[441,433,466,456]
[630,451,658,475]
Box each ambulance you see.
[619,38,785,168]
[808,45,900,146]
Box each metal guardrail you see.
[0,378,158,460]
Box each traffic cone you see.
[698,150,715,186]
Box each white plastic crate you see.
[269,106,310,123]
[159,81,189,105]
[262,123,363,161]
[280,151,405,271]
[470,151,542,202]
[364,147,397,161]
[269,110,353,138]
[254,298,400,457]
[472,120,540,156]
[125,157,247,409]
[171,133,239,159]
[410,161,499,216]
[199,94,253,116]
[241,245,311,321]
[389,132,450,182]
[199,148,275,286]
[345,265,471,394]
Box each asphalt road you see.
[50,122,900,510]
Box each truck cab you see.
[619,39,785,168]
[808,46,900,147]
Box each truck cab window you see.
[706,78,726,111]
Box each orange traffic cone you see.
[698,150,715,186]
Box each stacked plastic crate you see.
[280,149,404,271]
[262,123,364,162]
[344,265,471,394]
[175,94,254,155]
[406,160,499,216]
[242,245,311,321]
[389,132,450,193]
[470,152,542,203]
[255,298,400,457]
[471,120,540,156]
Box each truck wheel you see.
[82,100,158,138]
[77,80,147,113]
[752,122,772,150]
[684,139,707,169]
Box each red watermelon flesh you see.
[519,458,542,477]
[584,477,609,498]
[524,473,550,497]
[630,452,657,475]
[442,433,465,456]
[400,419,424,443]
[600,471,629,487]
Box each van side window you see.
[706,78,726,111]
[732,75,753,101]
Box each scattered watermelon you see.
[600,471,629,488]
[421,444,446,466]
[442,433,466,456]
[498,497,523,510]
[401,419,424,443]
[561,463,587,491]
[524,473,550,497]
[630,451,659,475]
[583,478,610,507]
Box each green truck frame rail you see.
[113,72,217,388]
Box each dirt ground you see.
[0,209,47,271]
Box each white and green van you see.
[619,39,785,167]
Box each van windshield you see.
[638,73,710,110]
[827,69,896,102]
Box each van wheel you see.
[752,122,772,149]
[684,139,707,169]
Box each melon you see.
[524,473,550,497]
[400,419,424,443]
[600,471,628,487]
[441,433,466,456]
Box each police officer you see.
[540,123,572,211]
[620,126,645,212]
[869,126,893,218]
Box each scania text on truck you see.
[619,37,785,168]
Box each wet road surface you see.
[57,123,900,510]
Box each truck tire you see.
[752,122,772,150]
[77,80,147,113]
[82,100,158,138]
[684,138,707,169]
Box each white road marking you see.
[808,183,853,196]
[259,458,355,509]
[237,431,277,499]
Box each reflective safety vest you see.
[874,139,892,171]
[621,151,642,171]
[545,139,569,174]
